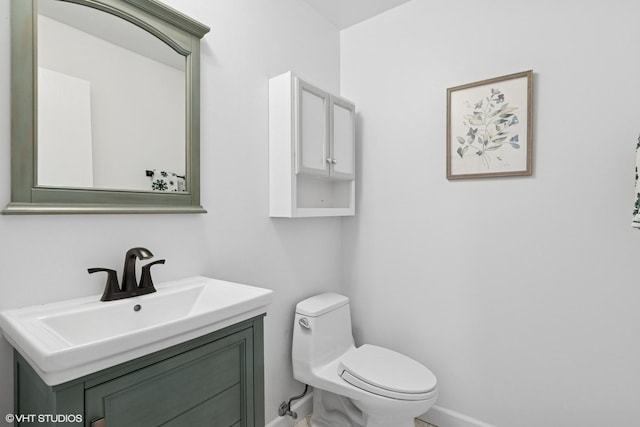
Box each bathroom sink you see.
[0,276,273,385]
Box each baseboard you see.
[265,392,314,427]
[265,394,494,427]
[420,405,496,427]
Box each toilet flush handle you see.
[298,317,310,329]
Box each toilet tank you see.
[292,293,355,377]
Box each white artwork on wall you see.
[447,70,533,179]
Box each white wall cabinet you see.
[269,71,355,217]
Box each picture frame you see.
[446,70,533,179]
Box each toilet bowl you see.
[292,293,438,427]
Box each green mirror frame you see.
[4,0,209,214]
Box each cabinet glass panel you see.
[331,101,355,179]
[297,83,329,176]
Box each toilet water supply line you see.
[278,384,309,419]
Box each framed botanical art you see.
[447,70,533,179]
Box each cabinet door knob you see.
[331,159,337,165]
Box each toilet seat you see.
[338,344,437,401]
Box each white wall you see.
[0,0,341,421]
[341,1,640,426]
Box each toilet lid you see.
[339,344,437,401]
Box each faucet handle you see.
[88,268,121,302]
[139,259,165,292]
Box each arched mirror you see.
[4,0,209,214]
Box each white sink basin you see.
[0,276,273,385]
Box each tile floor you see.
[293,414,437,427]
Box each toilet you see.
[292,293,438,427]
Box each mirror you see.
[37,0,187,191]
[4,0,209,214]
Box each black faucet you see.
[121,247,154,293]
[88,247,165,301]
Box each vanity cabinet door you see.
[85,328,254,427]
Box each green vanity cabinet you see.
[13,316,265,427]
